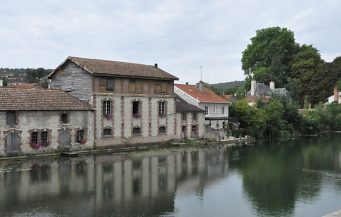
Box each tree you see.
[291,45,325,106]
[25,68,50,83]
[242,27,299,87]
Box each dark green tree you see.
[242,27,299,87]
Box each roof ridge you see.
[69,56,155,67]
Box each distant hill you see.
[211,80,244,90]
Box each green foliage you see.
[25,68,51,83]
[242,27,299,86]
[230,96,303,141]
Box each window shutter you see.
[99,78,106,92]
[136,82,143,93]
[161,83,167,93]
[155,84,161,94]
[129,80,136,93]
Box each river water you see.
[0,135,340,217]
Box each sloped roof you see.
[49,56,178,81]
[175,84,229,104]
[175,95,205,113]
[0,88,93,111]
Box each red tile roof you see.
[0,88,93,111]
[175,84,229,104]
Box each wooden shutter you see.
[161,83,167,93]
[129,80,136,93]
[155,84,161,94]
[99,78,106,92]
[136,81,143,93]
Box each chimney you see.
[0,79,3,87]
[334,86,339,103]
[196,81,204,92]
[251,80,256,96]
[154,63,158,68]
[270,81,275,90]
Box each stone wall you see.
[94,94,177,147]
[0,111,94,156]
[175,112,205,140]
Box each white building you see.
[174,81,230,129]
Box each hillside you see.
[211,80,244,90]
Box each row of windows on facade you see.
[29,129,85,149]
[5,112,72,126]
[102,100,167,118]
[101,79,168,94]
[102,126,167,137]
[204,106,226,115]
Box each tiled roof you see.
[223,94,237,103]
[175,84,229,104]
[0,88,93,111]
[49,56,178,80]
[175,95,205,113]
[246,96,270,103]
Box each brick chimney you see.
[334,86,339,103]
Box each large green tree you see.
[242,27,299,87]
[291,45,326,106]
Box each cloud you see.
[0,0,340,83]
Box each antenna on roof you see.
[200,65,203,81]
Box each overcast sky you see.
[0,0,340,84]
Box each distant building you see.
[326,87,341,104]
[0,88,94,156]
[175,95,205,140]
[247,80,289,97]
[49,56,179,147]
[174,81,230,130]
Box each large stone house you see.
[49,56,179,147]
[247,80,289,97]
[0,88,94,156]
[174,81,230,129]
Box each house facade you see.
[175,96,205,140]
[0,88,94,157]
[174,81,230,129]
[248,80,289,97]
[49,56,179,147]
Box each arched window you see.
[103,100,112,117]
[103,127,112,137]
[132,100,141,117]
[158,101,166,116]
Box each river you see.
[0,135,340,217]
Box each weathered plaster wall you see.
[51,62,93,103]
[175,112,205,140]
[0,111,94,156]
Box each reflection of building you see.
[0,146,230,216]
[0,88,94,156]
[49,57,179,147]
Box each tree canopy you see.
[241,27,299,87]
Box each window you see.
[159,101,166,116]
[103,100,112,117]
[133,127,141,135]
[6,111,16,126]
[182,113,187,121]
[193,113,197,121]
[221,106,225,115]
[41,131,49,146]
[61,113,68,124]
[133,101,140,117]
[155,83,161,94]
[31,132,39,145]
[106,79,114,91]
[136,81,143,93]
[159,126,166,134]
[103,128,112,136]
[204,106,208,115]
[191,125,198,137]
[76,130,85,143]
[213,106,217,113]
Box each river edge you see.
[0,137,253,162]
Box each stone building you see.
[0,88,94,157]
[175,96,205,139]
[49,56,179,147]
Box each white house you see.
[326,87,341,104]
[174,81,230,129]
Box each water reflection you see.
[0,135,341,217]
[0,146,229,217]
